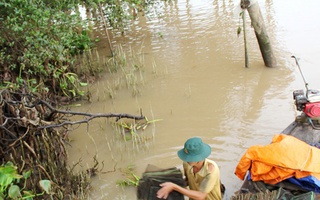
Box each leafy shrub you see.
[0,0,92,98]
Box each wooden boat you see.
[232,86,320,200]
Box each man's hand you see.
[157,181,208,200]
[156,182,176,199]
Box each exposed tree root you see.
[0,88,145,199]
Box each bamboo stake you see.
[242,10,249,68]
[98,3,114,57]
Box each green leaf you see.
[66,74,76,84]
[77,90,85,96]
[39,180,51,194]
[0,171,13,186]
[8,185,21,198]
[0,163,22,187]
[23,170,31,180]
[69,89,76,97]
[237,26,242,36]
[79,82,88,87]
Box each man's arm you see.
[156,182,207,200]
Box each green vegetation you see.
[112,116,162,142]
[0,162,51,200]
[0,0,164,101]
[0,0,166,199]
[117,165,140,188]
[0,0,93,98]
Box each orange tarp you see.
[234,134,320,185]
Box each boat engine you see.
[293,89,320,119]
[291,55,320,120]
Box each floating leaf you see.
[237,26,242,37]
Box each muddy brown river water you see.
[67,0,320,199]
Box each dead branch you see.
[37,99,145,129]
[0,89,145,133]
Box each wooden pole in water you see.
[242,11,249,68]
[241,0,276,67]
[99,3,114,57]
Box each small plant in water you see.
[113,117,162,142]
[104,44,147,98]
[116,165,140,188]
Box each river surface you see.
[67,0,320,199]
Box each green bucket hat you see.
[177,137,211,162]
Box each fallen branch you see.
[0,90,145,131]
[37,99,145,129]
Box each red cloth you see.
[235,134,320,184]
